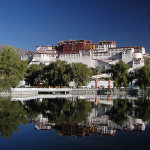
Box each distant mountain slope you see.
[0,44,33,55]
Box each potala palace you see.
[29,40,148,70]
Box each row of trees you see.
[0,47,92,89]
[109,60,150,89]
[25,59,150,89]
[0,47,150,89]
[26,60,92,87]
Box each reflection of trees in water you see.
[25,98,92,125]
[135,98,150,122]
[0,98,27,138]
[109,99,129,126]
[0,98,92,138]
[109,98,150,126]
[1,97,150,138]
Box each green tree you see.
[72,63,92,87]
[109,60,129,88]
[0,47,28,90]
[43,60,73,87]
[0,99,27,138]
[135,63,150,89]
[25,64,45,86]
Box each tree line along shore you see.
[0,47,150,91]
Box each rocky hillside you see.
[0,44,33,55]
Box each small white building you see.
[30,46,58,65]
[86,80,114,89]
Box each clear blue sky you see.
[0,0,150,52]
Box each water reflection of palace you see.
[30,114,55,130]
[87,106,146,131]
[29,98,147,137]
[1,96,150,139]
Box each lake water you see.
[0,96,150,150]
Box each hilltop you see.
[0,44,33,55]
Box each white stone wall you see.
[21,54,32,60]
[132,59,144,69]
[141,47,145,54]
[96,60,111,70]
[59,53,96,68]
[92,52,110,60]
[133,53,143,59]
[121,48,134,64]
[31,53,58,65]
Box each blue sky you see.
[0,0,150,52]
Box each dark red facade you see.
[57,40,92,54]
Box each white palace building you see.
[29,40,148,70]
